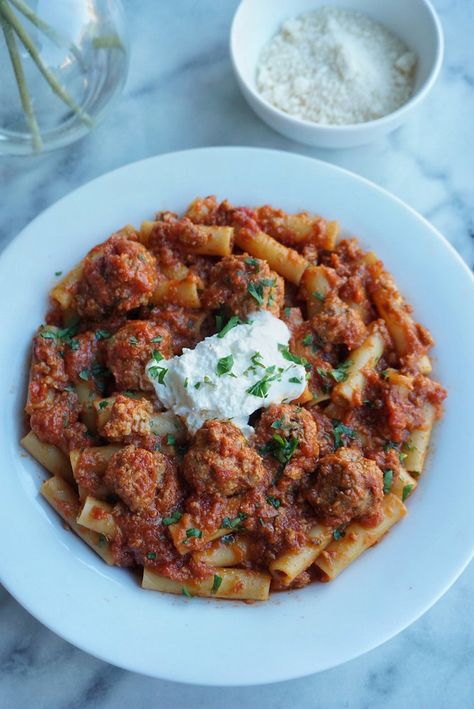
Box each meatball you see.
[64,331,105,382]
[203,254,284,319]
[305,447,384,528]
[255,404,319,481]
[183,420,267,497]
[104,445,164,513]
[107,321,172,391]
[27,328,69,407]
[310,292,367,351]
[147,304,207,354]
[99,394,153,440]
[29,390,92,452]
[75,234,157,319]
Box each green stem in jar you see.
[0,8,42,151]
[9,0,85,68]
[0,0,94,127]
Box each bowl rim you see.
[230,0,444,132]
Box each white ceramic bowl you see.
[230,0,444,148]
[0,148,473,685]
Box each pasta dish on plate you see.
[22,196,446,601]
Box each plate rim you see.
[1,146,473,686]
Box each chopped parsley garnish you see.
[185,527,202,539]
[98,400,109,410]
[123,391,139,399]
[402,484,414,502]
[203,375,215,386]
[261,434,299,465]
[399,451,408,463]
[312,290,325,302]
[271,418,284,429]
[380,369,390,380]
[246,370,279,398]
[289,376,302,384]
[55,271,62,276]
[211,574,223,594]
[129,336,139,346]
[278,343,306,366]
[39,329,56,340]
[333,526,346,541]
[194,381,202,389]
[182,586,193,598]
[383,440,398,452]
[247,282,265,305]
[148,349,168,384]
[78,369,90,381]
[163,511,182,526]
[40,320,80,347]
[97,534,107,547]
[284,307,291,319]
[302,334,313,347]
[266,496,281,509]
[216,354,234,376]
[68,338,79,351]
[245,257,260,270]
[329,360,351,383]
[184,377,189,389]
[166,434,176,446]
[95,329,111,340]
[332,420,357,449]
[251,351,265,368]
[146,552,157,560]
[221,512,247,530]
[383,469,393,494]
[217,315,242,338]
[151,336,163,343]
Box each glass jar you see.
[0,0,129,155]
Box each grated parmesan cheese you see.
[256,7,417,125]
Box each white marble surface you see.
[1,0,473,705]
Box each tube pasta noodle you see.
[41,476,114,564]
[270,524,333,586]
[404,402,435,473]
[143,566,271,601]
[193,537,249,567]
[332,321,385,406]
[168,513,229,555]
[50,262,84,309]
[152,276,201,308]
[77,496,118,538]
[301,265,334,317]
[21,431,74,482]
[315,494,406,580]
[370,271,432,374]
[22,195,446,601]
[234,228,308,285]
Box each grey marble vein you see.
[0,0,473,706]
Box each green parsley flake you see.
[221,512,247,530]
[289,376,302,384]
[333,526,346,541]
[78,369,90,381]
[185,527,202,539]
[146,552,157,560]
[182,586,193,598]
[266,496,281,509]
[277,343,306,366]
[402,484,414,502]
[151,336,163,343]
[216,354,234,376]
[383,469,393,494]
[247,282,265,305]
[302,334,313,347]
[245,257,260,270]
[95,329,111,340]
[211,574,223,594]
[284,307,291,318]
[217,315,242,338]
[98,400,109,410]
[332,420,357,449]
[166,434,176,446]
[312,291,325,302]
[163,511,182,526]
[251,351,265,368]
[55,271,62,276]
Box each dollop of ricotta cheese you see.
[146,310,307,436]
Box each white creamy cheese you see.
[146,310,307,436]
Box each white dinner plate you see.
[0,148,473,686]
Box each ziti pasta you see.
[22,196,446,601]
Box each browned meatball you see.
[183,420,267,496]
[104,445,164,513]
[148,304,207,354]
[254,404,319,481]
[311,292,367,351]
[203,254,284,319]
[99,395,154,440]
[75,234,157,319]
[107,321,172,391]
[29,391,92,452]
[64,331,106,382]
[305,447,384,528]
